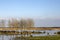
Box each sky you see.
[0,0,60,27]
[0,0,60,18]
[34,18,60,27]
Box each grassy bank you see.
[13,35,60,40]
[29,35,60,40]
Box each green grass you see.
[29,35,60,40]
[13,35,60,40]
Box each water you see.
[0,30,60,40]
[32,30,60,36]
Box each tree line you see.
[0,18,34,28]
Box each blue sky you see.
[0,0,60,18]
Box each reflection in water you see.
[0,30,60,40]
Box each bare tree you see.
[26,18,34,27]
[19,19,27,28]
[0,19,5,27]
[19,18,34,28]
[8,19,12,27]
[8,18,19,27]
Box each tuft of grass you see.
[13,35,60,40]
